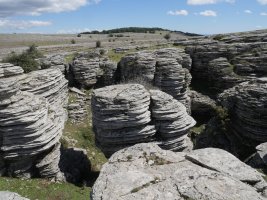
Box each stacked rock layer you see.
[219,78,267,143]
[92,84,156,157]
[92,84,195,157]
[71,52,117,88]
[119,48,192,112]
[0,63,68,178]
[150,90,196,151]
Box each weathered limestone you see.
[38,54,66,73]
[71,52,117,88]
[150,90,196,151]
[119,51,156,82]
[119,48,192,111]
[92,143,267,200]
[0,64,68,179]
[92,84,156,157]
[92,84,195,157]
[219,78,267,143]
[247,142,267,169]
[0,63,24,78]
[0,191,29,200]
[189,90,216,118]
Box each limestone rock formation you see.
[189,90,216,121]
[92,84,196,157]
[219,78,267,143]
[38,54,66,73]
[0,191,29,200]
[247,142,267,169]
[92,143,267,200]
[91,84,156,157]
[71,53,101,88]
[0,64,68,179]
[119,48,192,111]
[119,51,156,82]
[71,52,117,88]
[0,63,24,78]
[150,90,196,151]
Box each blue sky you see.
[0,0,267,34]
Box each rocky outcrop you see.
[189,90,216,121]
[0,191,29,200]
[38,54,66,73]
[150,90,196,151]
[119,48,192,111]
[91,84,156,157]
[68,88,88,123]
[181,32,267,95]
[0,63,24,78]
[0,64,68,179]
[247,142,267,170]
[219,78,267,144]
[92,84,195,157]
[92,143,267,200]
[71,52,117,88]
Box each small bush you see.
[71,39,76,44]
[3,44,42,73]
[77,33,81,37]
[108,33,114,37]
[164,33,171,40]
[96,40,101,48]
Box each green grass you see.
[64,53,76,64]
[64,90,107,171]
[0,177,91,200]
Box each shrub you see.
[108,33,114,37]
[99,49,105,55]
[164,33,171,40]
[77,33,81,37]
[71,39,76,44]
[96,40,101,48]
[3,44,43,73]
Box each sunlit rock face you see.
[118,48,192,112]
[92,143,267,200]
[0,63,68,179]
[91,84,195,157]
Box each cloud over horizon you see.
[257,0,267,5]
[0,19,52,29]
[167,10,189,16]
[187,0,234,5]
[0,0,100,17]
[199,10,217,16]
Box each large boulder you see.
[92,143,267,200]
[219,78,267,144]
[0,191,29,200]
[91,84,196,157]
[0,64,68,179]
[150,90,196,151]
[119,48,192,112]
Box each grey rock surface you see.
[38,54,67,73]
[189,90,216,119]
[219,78,267,143]
[0,191,29,200]
[92,84,196,157]
[150,90,196,151]
[0,64,68,179]
[119,48,192,111]
[91,84,156,157]
[247,142,267,169]
[92,143,267,200]
[71,52,117,88]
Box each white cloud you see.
[199,10,217,16]
[0,19,52,29]
[257,0,267,5]
[167,10,188,16]
[260,12,267,16]
[187,0,234,5]
[244,10,252,14]
[0,0,100,17]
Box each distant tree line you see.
[81,27,169,34]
